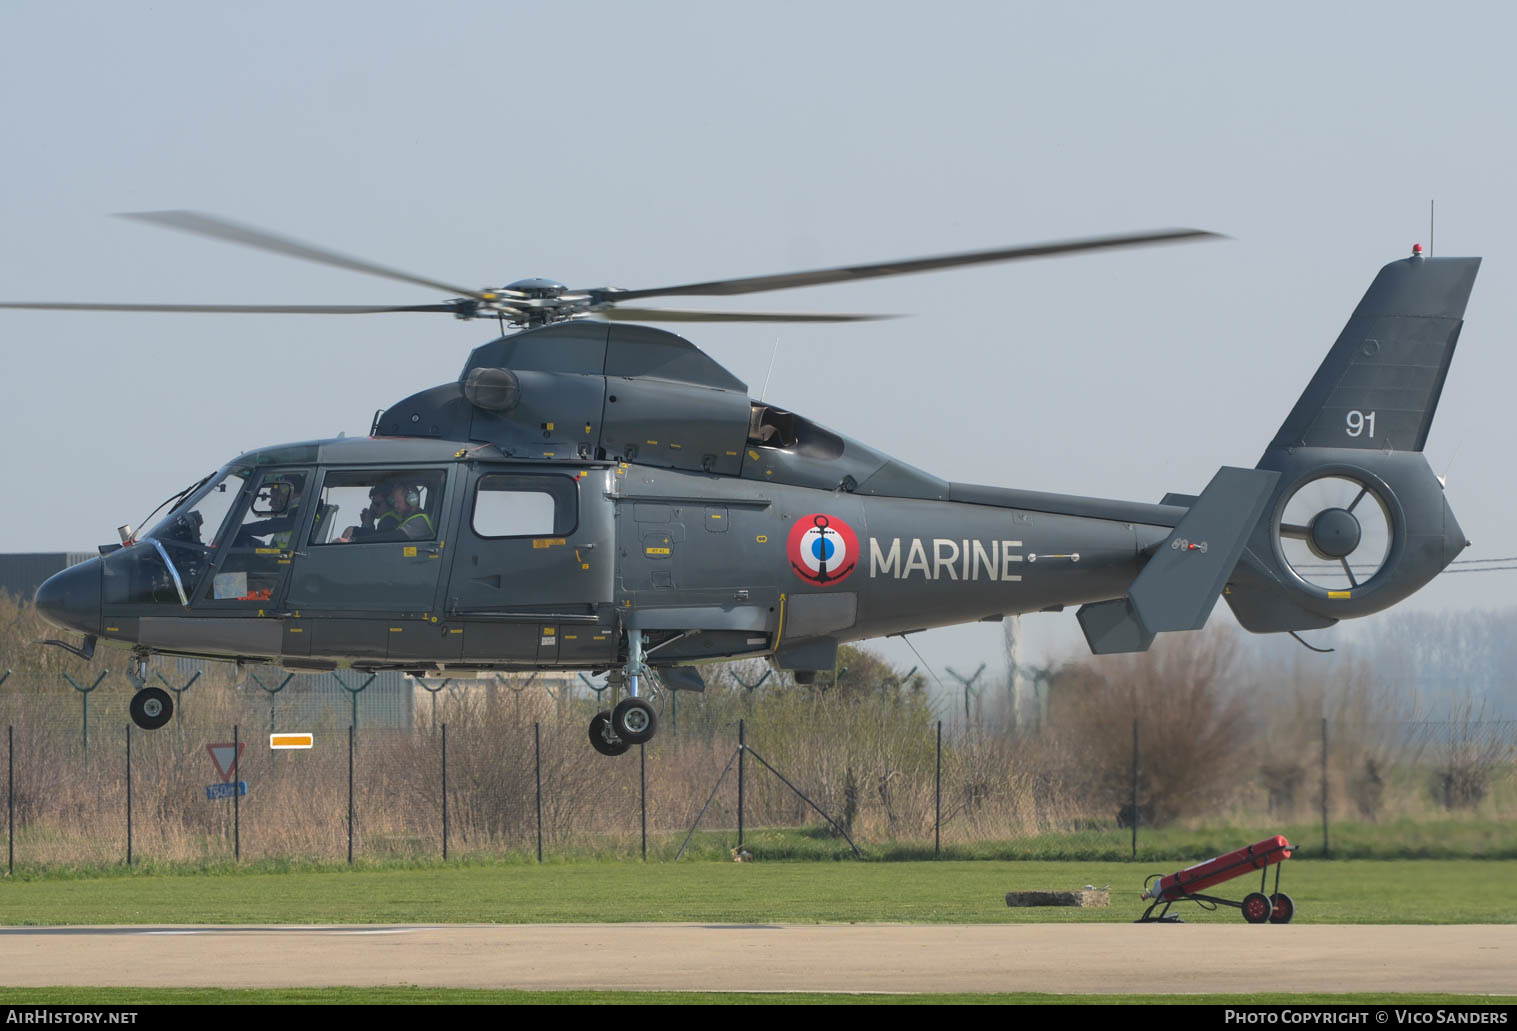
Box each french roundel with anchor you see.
[788,513,859,586]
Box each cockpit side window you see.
[204,470,310,603]
[310,469,446,545]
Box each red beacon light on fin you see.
[1412,243,1424,257]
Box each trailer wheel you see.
[1242,891,1272,924]
[1269,892,1295,924]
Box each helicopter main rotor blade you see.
[118,211,504,303]
[597,228,1222,301]
[595,307,894,323]
[0,301,464,314]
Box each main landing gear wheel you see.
[588,711,631,757]
[1241,891,1273,924]
[129,687,173,731]
[612,697,658,745]
[1269,892,1295,924]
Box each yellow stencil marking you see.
[533,538,567,548]
[1328,590,1352,599]
[403,546,417,557]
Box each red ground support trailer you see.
[1138,835,1295,924]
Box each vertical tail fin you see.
[1270,255,1480,454]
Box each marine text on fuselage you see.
[868,538,1023,581]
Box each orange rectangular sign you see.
[270,733,313,750]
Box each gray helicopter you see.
[10,216,1476,755]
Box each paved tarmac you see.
[1,923,1514,994]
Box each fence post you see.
[1131,718,1140,860]
[640,743,647,862]
[332,672,376,734]
[233,724,240,863]
[737,719,745,851]
[125,724,132,867]
[7,724,12,876]
[63,670,108,762]
[1321,717,1330,858]
[534,722,543,863]
[347,724,354,864]
[935,720,942,859]
[441,723,448,861]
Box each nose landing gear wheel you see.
[612,697,658,745]
[588,711,631,757]
[1241,891,1273,924]
[129,686,173,731]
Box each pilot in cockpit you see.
[337,480,433,543]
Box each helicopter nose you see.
[34,558,102,636]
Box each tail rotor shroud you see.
[1276,474,1392,591]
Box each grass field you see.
[2,857,1514,926]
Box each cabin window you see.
[472,473,577,538]
[309,469,446,545]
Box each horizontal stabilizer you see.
[1128,466,1280,634]
[1078,598,1155,655]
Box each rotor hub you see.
[502,278,568,299]
[1308,507,1361,559]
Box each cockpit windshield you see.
[144,466,250,553]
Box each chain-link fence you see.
[3,656,1514,873]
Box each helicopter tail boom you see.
[1077,466,1279,654]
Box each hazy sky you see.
[2,1,1514,679]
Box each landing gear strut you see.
[589,629,659,757]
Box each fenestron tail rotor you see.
[0,213,1222,327]
[1277,475,1393,590]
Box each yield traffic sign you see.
[205,742,245,782]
